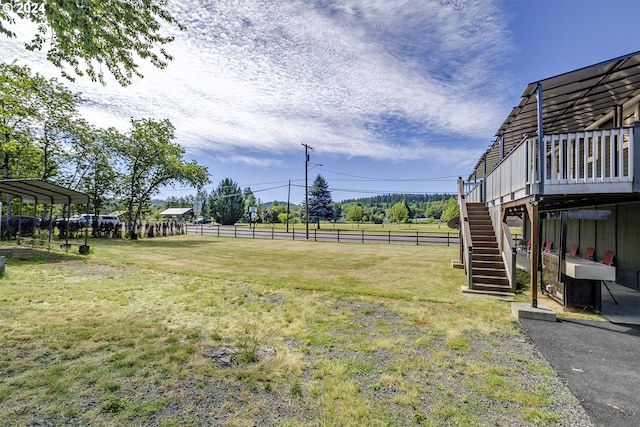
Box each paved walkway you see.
[521,318,640,427]
[516,255,640,426]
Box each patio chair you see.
[601,250,615,266]
[519,239,531,256]
[583,247,595,260]
[569,244,579,257]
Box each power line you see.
[316,166,458,182]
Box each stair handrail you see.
[501,222,517,292]
[458,178,474,289]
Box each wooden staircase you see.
[466,203,511,293]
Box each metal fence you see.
[187,224,459,246]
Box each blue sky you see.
[2,0,640,203]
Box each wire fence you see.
[187,224,459,246]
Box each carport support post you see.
[527,201,540,308]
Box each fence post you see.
[362,229,364,243]
[234,225,237,238]
[388,230,391,244]
[337,229,340,243]
[252,227,255,239]
[272,227,274,239]
[293,228,295,240]
[217,225,220,237]
[447,232,449,246]
[416,231,419,245]
[314,228,317,242]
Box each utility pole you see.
[286,179,291,233]
[302,143,313,239]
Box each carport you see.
[0,179,91,253]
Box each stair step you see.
[470,230,494,235]
[471,283,512,292]
[473,242,498,249]
[472,261,505,269]
[472,248,500,255]
[472,255,502,263]
[473,275,509,286]
[472,267,507,276]
[469,227,494,232]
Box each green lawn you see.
[0,237,590,426]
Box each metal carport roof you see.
[159,208,193,216]
[0,179,90,205]
[471,50,640,179]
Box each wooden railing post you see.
[458,177,474,289]
[467,246,473,289]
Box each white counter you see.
[561,256,616,281]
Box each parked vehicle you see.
[192,217,211,224]
[71,214,120,227]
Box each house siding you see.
[541,202,640,290]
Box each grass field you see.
[232,221,456,233]
[0,236,593,426]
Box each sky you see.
[1,0,640,203]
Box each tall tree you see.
[242,186,256,222]
[346,203,364,223]
[441,197,460,222]
[387,201,409,223]
[308,174,333,228]
[210,178,243,225]
[0,63,40,183]
[0,63,75,216]
[32,77,82,181]
[116,118,209,238]
[1,0,184,86]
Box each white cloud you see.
[0,0,512,167]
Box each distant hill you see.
[340,193,455,206]
[263,201,295,208]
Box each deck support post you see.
[527,201,540,308]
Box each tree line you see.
[1,1,211,238]
[0,63,209,238]
[172,174,459,225]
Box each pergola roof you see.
[471,50,640,179]
[0,179,90,205]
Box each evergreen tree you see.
[210,178,244,225]
[242,187,256,222]
[308,175,333,228]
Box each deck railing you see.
[543,128,634,194]
[458,178,474,289]
[473,126,637,204]
[501,222,517,292]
